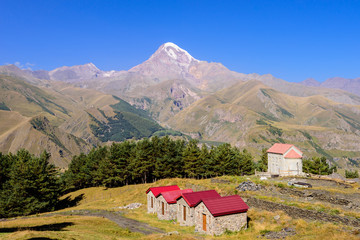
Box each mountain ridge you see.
[1,42,360,165]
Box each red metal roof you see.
[267,143,293,154]
[145,185,180,197]
[200,195,249,217]
[160,189,193,204]
[267,143,302,155]
[177,190,221,207]
[284,149,302,159]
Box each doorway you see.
[202,214,206,231]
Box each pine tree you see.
[130,138,153,183]
[257,148,268,172]
[216,143,233,175]
[0,150,61,218]
[183,139,201,178]
[0,152,11,190]
[238,149,255,175]
[63,153,89,191]
[197,144,209,178]
[103,141,133,187]
[303,156,336,175]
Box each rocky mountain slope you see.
[301,77,360,96]
[1,42,360,163]
[166,80,360,158]
[0,73,166,167]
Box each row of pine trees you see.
[0,136,338,218]
[62,137,257,191]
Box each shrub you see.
[345,170,359,179]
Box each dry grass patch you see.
[0,215,142,240]
[4,177,359,239]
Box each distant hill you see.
[0,74,166,167]
[167,80,360,158]
[2,42,360,163]
[300,77,360,96]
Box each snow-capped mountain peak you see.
[148,42,200,67]
[128,42,202,79]
[162,42,199,63]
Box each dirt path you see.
[0,209,165,235]
[57,210,165,235]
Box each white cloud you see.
[13,61,35,70]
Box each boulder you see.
[236,181,262,191]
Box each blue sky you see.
[1,0,359,82]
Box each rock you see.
[274,215,280,221]
[283,227,295,232]
[329,172,346,181]
[236,181,262,191]
[117,203,142,210]
[261,227,296,239]
[163,231,179,236]
[211,178,231,184]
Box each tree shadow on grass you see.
[27,238,58,240]
[55,193,84,210]
[0,222,74,233]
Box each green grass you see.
[2,177,360,239]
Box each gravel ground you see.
[0,209,165,235]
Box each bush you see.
[345,170,359,179]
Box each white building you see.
[267,143,303,176]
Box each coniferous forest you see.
[0,136,336,218]
[0,150,61,218]
[62,137,256,191]
[0,137,256,218]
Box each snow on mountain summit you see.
[162,42,199,63]
[148,42,200,67]
[127,42,204,80]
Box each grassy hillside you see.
[1,177,359,239]
[167,80,360,159]
[0,111,91,168]
[0,74,174,167]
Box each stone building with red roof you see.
[157,189,193,220]
[267,143,303,176]
[146,185,180,213]
[194,195,249,235]
[176,190,221,226]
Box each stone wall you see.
[156,195,177,220]
[247,197,360,227]
[147,192,157,213]
[194,202,215,234]
[177,198,195,226]
[213,212,247,235]
[194,202,247,235]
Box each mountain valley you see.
[1,42,360,168]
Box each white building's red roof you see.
[284,149,302,159]
[267,143,302,155]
